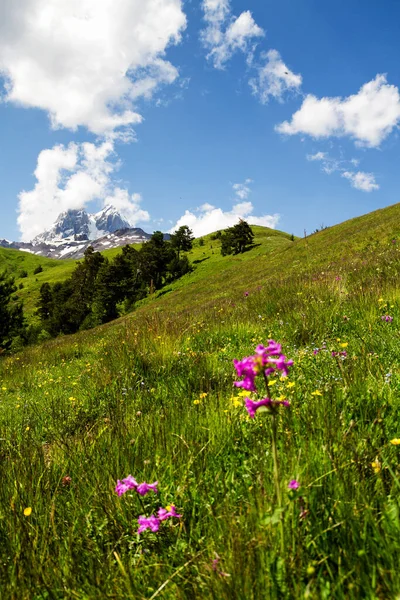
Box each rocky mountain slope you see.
[0,205,154,259]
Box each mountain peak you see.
[33,206,131,244]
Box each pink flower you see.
[115,475,138,496]
[157,505,182,521]
[245,397,289,419]
[137,515,160,535]
[233,357,257,392]
[288,479,300,490]
[136,481,158,496]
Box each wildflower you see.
[193,399,200,405]
[311,390,323,397]
[381,315,393,323]
[390,438,400,446]
[115,475,138,497]
[233,356,257,392]
[137,515,160,535]
[371,459,381,474]
[136,481,158,496]
[62,476,72,486]
[245,397,289,419]
[340,342,348,348]
[23,507,32,517]
[199,392,208,398]
[286,382,295,389]
[157,505,182,521]
[288,479,300,490]
[233,340,293,391]
[244,291,249,297]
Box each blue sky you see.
[1,0,400,241]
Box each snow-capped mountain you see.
[0,205,157,260]
[33,205,132,244]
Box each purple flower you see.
[136,481,158,496]
[115,475,138,496]
[382,315,393,323]
[245,397,290,419]
[157,505,182,521]
[233,357,257,392]
[288,479,300,490]
[137,515,160,535]
[244,291,249,297]
[234,340,293,391]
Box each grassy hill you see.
[1,207,400,598]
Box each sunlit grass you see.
[2,205,400,597]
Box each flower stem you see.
[272,412,285,557]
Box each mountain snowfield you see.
[0,205,153,259]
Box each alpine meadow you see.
[3,1,400,598]
[1,203,400,598]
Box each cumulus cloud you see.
[276,75,400,147]
[103,189,150,226]
[17,141,149,240]
[170,201,279,237]
[201,0,264,68]
[0,0,187,135]
[232,178,253,200]
[249,49,302,103]
[341,171,379,192]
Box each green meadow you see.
[2,204,400,598]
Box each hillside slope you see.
[1,206,400,597]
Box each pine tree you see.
[170,225,194,259]
[0,272,25,350]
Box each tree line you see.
[0,220,256,352]
[0,226,194,349]
[36,227,194,337]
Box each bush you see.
[19,270,28,278]
[33,265,43,275]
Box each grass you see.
[1,206,400,598]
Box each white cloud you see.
[232,178,253,200]
[306,151,379,191]
[103,189,150,226]
[201,0,264,69]
[341,171,379,192]
[276,75,400,147]
[170,201,279,237]
[17,141,149,240]
[306,151,340,174]
[0,0,187,135]
[249,49,302,103]
[307,152,327,162]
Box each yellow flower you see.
[286,382,295,389]
[199,392,208,398]
[371,459,381,474]
[23,507,32,516]
[268,379,277,386]
[193,399,200,405]
[25,426,30,432]
[231,397,242,408]
[340,342,348,348]
[390,438,400,446]
[311,390,323,397]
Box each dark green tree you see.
[0,272,25,350]
[220,219,254,255]
[170,225,194,259]
[37,282,53,321]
